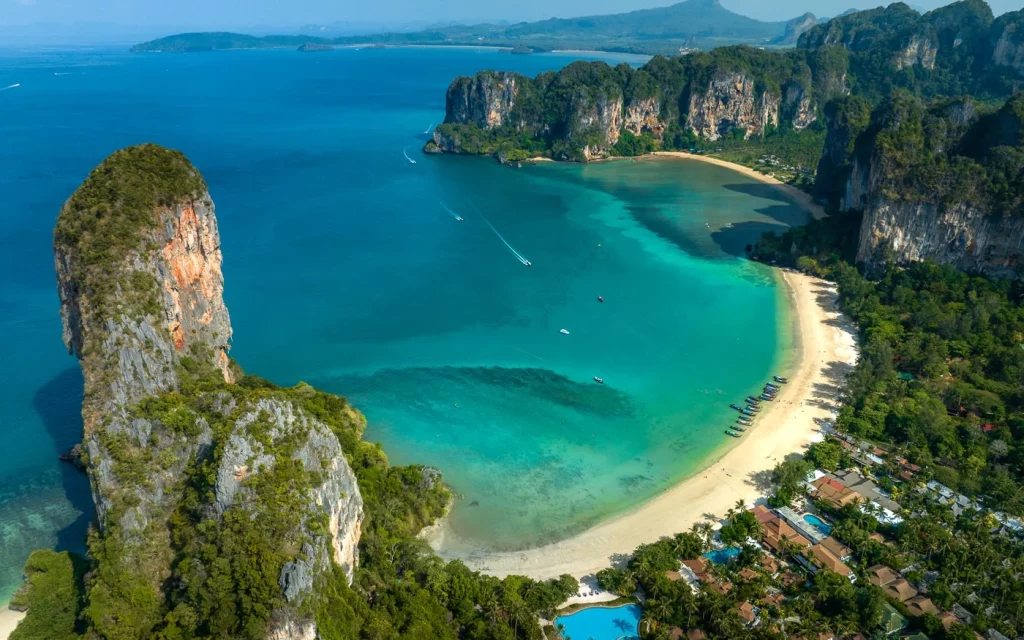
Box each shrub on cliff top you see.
[54,143,207,320]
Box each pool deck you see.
[559,576,620,609]
[777,506,827,543]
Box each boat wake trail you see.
[481,215,531,266]
[1,83,21,91]
[403,146,417,164]
[424,122,435,134]
[440,201,464,222]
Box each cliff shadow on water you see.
[31,368,94,554]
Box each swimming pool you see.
[803,513,833,535]
[703,546,741,564]
[555,604,641,640]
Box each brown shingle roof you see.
[867,564,899,587]
[819,536,852,560]
[761,555,779,574]
[665,570,682,582]
[750,504,777,524]
[686,630,707,640]
[737,601,757,623]
[938,611,958,631]
[808,544,853,576]
[739,567,760,582]
[708,580,733,595]
[906,596,939,617]
[884,578,918,602]
[763,518,812,553]
[669,628,685,640]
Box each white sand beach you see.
[425,270,858,579]
[651,152,826,220]
[0,605,25,640]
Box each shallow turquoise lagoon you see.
[556,604,641,640]
[0,45,808,599]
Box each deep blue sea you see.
[0,45,809,600]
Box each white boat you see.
[524,260,532,266]
[594,376,604,384]
[560,329,570,335]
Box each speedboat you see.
[456,216,464,222]
[560,329,570,335]
[594,376,604,384]
[598,296,604,303]
[524,260,532,266]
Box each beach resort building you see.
[799,542,856,582]
[811,476,860,509]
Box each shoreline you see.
[0,602,25,640]
[424,270,858,579]
[649,152,826,220]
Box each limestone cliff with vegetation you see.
[51,144,367,638]
[428,2,1023,165]
[814,91,1024,278]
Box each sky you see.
[0,0,1017,32]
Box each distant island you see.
[130,0,820,56]
[298,42,335,52]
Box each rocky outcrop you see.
[857,201,1024,278]
[821,92,1024,279]
[570,90,624,160]
[992,14,1024,71]
[53,144,365,638]
[54,149,233,532]
[214,397,363,583]
[686,74,779,141]
[893,34,937,70]
[783,83,816,131]
[444,70,523,130]
[623,96,663,137]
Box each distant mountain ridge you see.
[131,0,821,55]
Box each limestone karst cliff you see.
[815,92,1024,278]
[52,144,366,638]
[429,48,840,162]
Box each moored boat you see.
[741,409,756,417]
[731,425,745,432]
[746,404,761,412]
[725,430,741,438]
[746,396,761,405]
[737,418,753,426]
[560,329,570,335]
[760,394,774,401]
[774,376,789,383]
[730,404,744,412]
[766,382,780,390]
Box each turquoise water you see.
[704,546,742,565]
[0,45,809,599]
[556,604,641,640]
[804,513,834,535]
